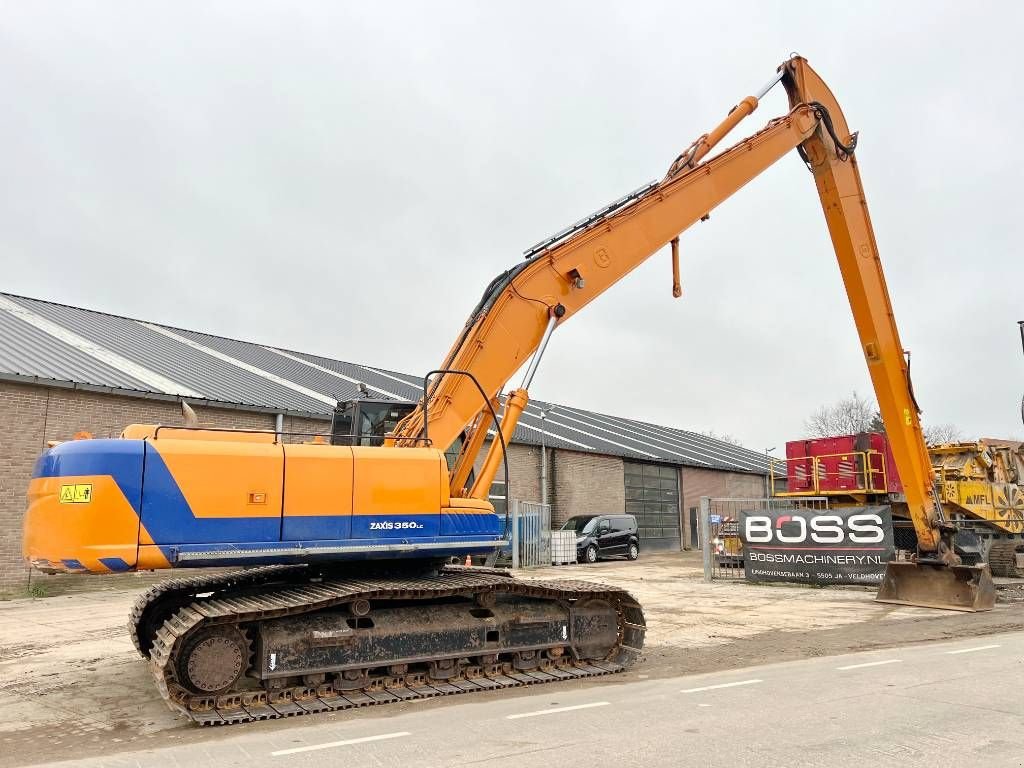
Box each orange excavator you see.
[24,55,993,726]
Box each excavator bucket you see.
[876,560,996,612]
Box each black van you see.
[561,514,639,563]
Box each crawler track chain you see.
[132,565,646,725]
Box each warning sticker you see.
[59,484,93,504]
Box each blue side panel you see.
[34,439,144,514]
[281,515,351,541]
[141,445,280,544]
[440,512,502,536]
[272,514,499,548]
[61,558,88,571]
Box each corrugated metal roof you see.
[0,304,151,391]
[0,291,772,474]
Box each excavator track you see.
[129,565,308,657]
[986,538,1024,578]
[135,565,645,725]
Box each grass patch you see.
[27,582,51,599]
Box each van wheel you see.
[585,545,599,564]
[627,542,639,561]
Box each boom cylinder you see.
[469,388,529,500]
[449,402,498,496]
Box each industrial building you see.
[0,292,771,592]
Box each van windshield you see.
[562,515,598,534]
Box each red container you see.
[784,432,902,494]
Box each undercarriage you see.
[894,520,1024,577]
[130,564,646,725]
[981,537,1024,578]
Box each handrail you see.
[148,424,432,445]
[770,450,889,496]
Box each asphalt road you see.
[28,631,1024,767]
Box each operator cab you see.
[330,397,470,477]
[330,398,416,446]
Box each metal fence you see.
[699,496,829,581]
[511,500,552,568]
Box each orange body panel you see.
[153,439,283,520]
[446,497,493,512]
[137,545,172,570]
[352,447,447,515]
[283,444,355,517]
[24,475,140,572]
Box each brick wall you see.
[472,442,626,526]
[506,443,541,505]
[471,440,542,504]
[680,466,767,548]
[550,449,625,527]
[0,381,327,595]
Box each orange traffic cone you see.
[464,554,472,567]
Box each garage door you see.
[624,461,680,551]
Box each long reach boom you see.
[395,56,993,610]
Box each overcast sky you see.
[2,1,1021,451]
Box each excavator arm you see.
[393,56,994,610]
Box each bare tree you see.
[804,391,878,437]
[807,393,964,445]
[869,410,885,433]
[922,423,963,445]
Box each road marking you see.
[680,679,763,694]
[506,701,611,719]
[836,659,901,671]
[945,644,1001,655]
[271,731,411,756]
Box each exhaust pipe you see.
[876,560,996,612]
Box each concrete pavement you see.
[27,630,1024,767]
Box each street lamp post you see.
[764,446,776,502]
[540,406,552,506]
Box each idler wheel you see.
[178,627,249,695]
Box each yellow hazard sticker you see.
[59,484,93,504]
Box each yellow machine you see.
[24,55,993,726]
[934,439,1024,574]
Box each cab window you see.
[331,403,356,445]
[357,403,406,446]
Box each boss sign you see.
[738,506,894,585]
